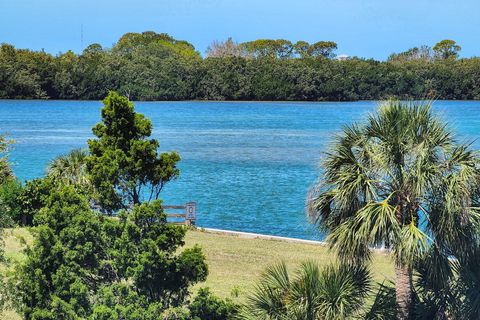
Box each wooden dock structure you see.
[163,201,197,225]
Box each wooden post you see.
[185,202,197,226]
[163,202,197,225]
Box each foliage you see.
[292,41,310,58]
[412,244,480,319]
[90,283,165,320]
[307,100,480,319]
[1,34,478,101]
[308,41,338,58]
[241,39,294,59]
[241,261,396,320]
[13,187,208,319]
[388,45,432,62]
[16,178,55,226]
[111,201,208,306]
[47,149,89,188]
[113,31,199,59]
[0,133,14,184]
[0,150,90,227]
[188,287,239,320]
[14,187,102,318]
[433,40,461,60]
[0,179,22,227]
[364,282,397,320]
[412,247,460,319]
[1,93,212,318]
[86,91,180,213]
[0,133,14,316]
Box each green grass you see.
[1,228,33,320]
[1,227,394,318]
[3,228,32,261]
[184,229,394,298]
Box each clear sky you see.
[1,0,479,60]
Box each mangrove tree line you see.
[1,32,479,101]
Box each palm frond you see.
[243,261,381,320]
[394,221,429,267]
[363,281,397,320]
[47,148,90,186]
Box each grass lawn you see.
[1,228,33,320]
[185,229,394,298]
[1,227,394,318]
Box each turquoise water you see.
[1,100,480,240]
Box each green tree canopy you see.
[13,188,208,319]
[113,31,199,59]
[0,134,14,184]
[86,91,180,213]
[14,187,104,319]
[2,34,480,101]
[241,39,294,59]
[433,39,461,59]
[308,41,338,58]
[0,134,19,227]
[293,40,310,58]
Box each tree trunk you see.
[395,263,413,320]
[132,187,140,205]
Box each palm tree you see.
[413,244,480,319]
[47,149,89,186]
[241,261,396,320]
[307,101,480,319]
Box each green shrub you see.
[16,178,55,226]
[189,288,239,320]
[0,179,22,227]
[13,187,208,319]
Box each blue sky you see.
[1,0,479,60]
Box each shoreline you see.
[198,227,327,245]
[1,98,479,103]
[197,227,390,253]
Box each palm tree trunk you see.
[395,263,413,320]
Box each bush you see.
[189,288,239,320]
[0,179,22,227]
[16,178,55,226]
[161,307,190,320]
[13,187,209,319]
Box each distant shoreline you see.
[1,99,479,103]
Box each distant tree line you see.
[1,31,479,101]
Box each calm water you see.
[1,100,480,240]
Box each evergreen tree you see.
[14,188,208,319]
[86,91,180,213]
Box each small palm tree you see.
[241,261,396,320]
[47,149,89,186]
[308,101,480,319]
